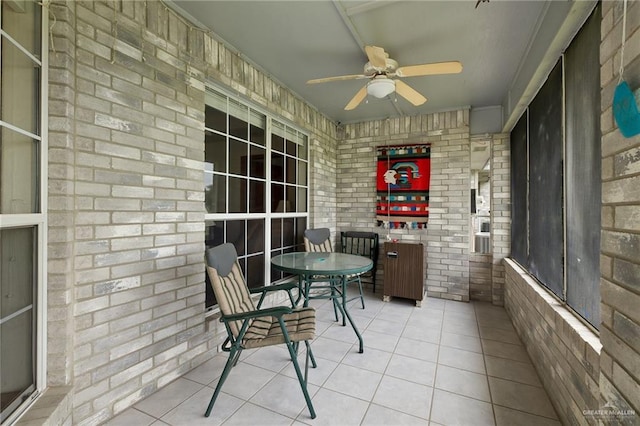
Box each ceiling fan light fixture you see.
[367,78,396,98]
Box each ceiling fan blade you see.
[307,74,368,84]
[395,61,463,78]
[365,45,387,68]
[344,86,368,110]
[395,80,427,106]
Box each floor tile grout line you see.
[317,299,383,425]
[369,298,433,424]
[338,295,429,424]
[223,356,316,424]
[357,299,395,425]
[490,401,563,422]
[475,301,498,426]
[140,377,207,421]
[478,303,561,423]
[427,300,447,425]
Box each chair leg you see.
[205,346,238,417]
[286,287,296,307]
[333,294,347,327]
[304,342,310,384]
[232,348,243,366]
[305,340,317,368]
[330,280,340,322]
[279,320,316,419]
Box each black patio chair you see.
[340,231,379,293]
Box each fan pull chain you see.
[386,119,392,238]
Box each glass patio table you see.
[271,252,373,353]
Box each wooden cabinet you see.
[383,242,425,306]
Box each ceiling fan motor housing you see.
[364,58,398,75]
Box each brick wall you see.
[490,133,510,306]
[468,132,509,305]
[65,2,210,423]
[504,259,602,425]
[47,0,77,390]
[337,111,471,301]
[41,1,337,424]
[428,123,472,301]
[470,253,492,302]
[308,133,338,234]
[599,0,640,420]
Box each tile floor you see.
[105,290,561,426]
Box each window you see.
[204,87,308,308]
[509,5,601,328]
[0,0,47,422]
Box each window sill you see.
[504,258,601,355]
[15,386,72,426]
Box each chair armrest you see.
[222,306,293,322]
[249,282,297,295]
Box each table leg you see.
[339,275,364,353]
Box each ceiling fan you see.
[306,46,463,111]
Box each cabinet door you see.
[384,242,424,300]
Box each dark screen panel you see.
[565,5,601,328]
[528,60,564,297]
[510,113,528,266]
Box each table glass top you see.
[271,252,373,275]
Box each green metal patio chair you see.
[304,228,366,311]
[205,243,317,419]
[303,228,339,319]
[303,228,333,253]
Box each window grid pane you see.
[204,88,309,310]
[0,227,37,421]
[229,138,247,176]
[2,1,41,56]
[1,128,39,214]
[1,38,40,135]
[204,131,226,173]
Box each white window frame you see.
[204,85,309,309]
[0,1,48,423]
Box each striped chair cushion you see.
[304,228,332,253]
[243,307,316,349]
[304,237,332,252]
[304,230,334,287]
[207,263,256,337]
[207,263,316,348]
